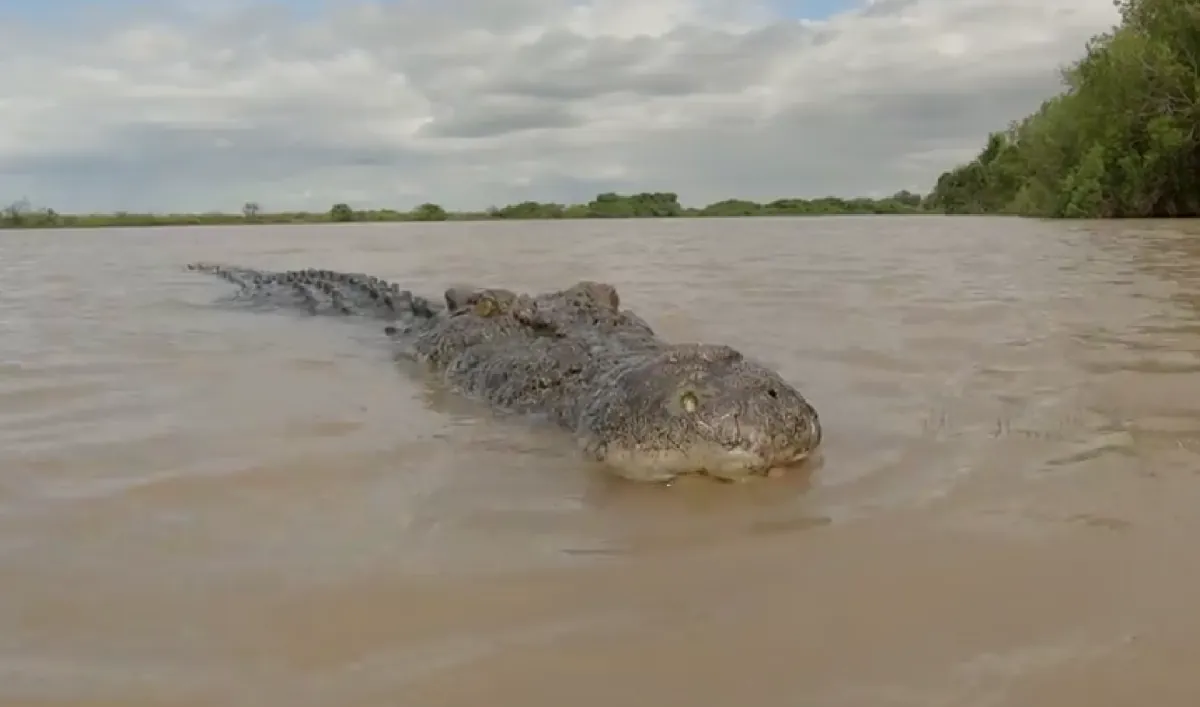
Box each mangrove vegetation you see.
[926,0,1200,218]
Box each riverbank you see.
[0,191,931,229]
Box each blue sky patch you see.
[774,0,860,20]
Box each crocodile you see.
[186,262,822,483]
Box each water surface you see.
[2,216,1199,705]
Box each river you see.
[1,215,1199,705]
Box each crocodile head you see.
[576,342,822,483]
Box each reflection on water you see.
[3,216,1200,705]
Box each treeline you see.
[926,0,1199,218]
[0,190,929,229]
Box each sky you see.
[0,0,1120,213]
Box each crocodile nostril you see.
[766,388,778,399]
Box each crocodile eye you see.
[680,391,698,413]
[473,298,496,317]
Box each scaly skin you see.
[187,262,822,482]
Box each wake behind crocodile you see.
[187,263,822,482]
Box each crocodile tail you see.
[184,262,439,321]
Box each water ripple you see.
[1,218,1199,704]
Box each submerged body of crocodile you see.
[186,262,822,482]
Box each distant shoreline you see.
[0,191,936,229]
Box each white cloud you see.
[0,0,1119,212]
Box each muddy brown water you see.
[2,216,1200,705]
